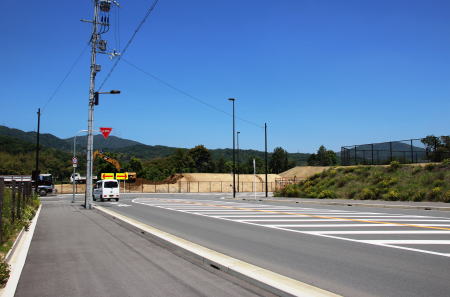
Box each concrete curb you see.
[0,204,42,297]
[95,205,341,297]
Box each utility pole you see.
[265,123,268,197]
[83,0,119,209]
[33,108,41,191]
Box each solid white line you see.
[361,240,450,245]
[239,219,338,222]
[267,224,398,227]
[305,231,450,235]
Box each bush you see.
[428,187,442,201]
[359,188,377,200]
[282,184,301,197]
[317,190,336,199]
[425,163,436,171]
[0,261,10,287]
[443,190,450,203]
[388,161,401,171]
[384,190,401,201]
[440,158,450,168]
[412,190,426,202]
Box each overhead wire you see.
[41,42,90,111]
[97,0,160,91]
[122,58,264,129]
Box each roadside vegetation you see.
[0,188,40,287]
[275,160,450,203]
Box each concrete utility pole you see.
[83,0,119,209]
[265,123,268,197]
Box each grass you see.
[275,159,450,202]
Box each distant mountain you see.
[64,135,143,152]
[0,125,71,151]
[0,125,310,164]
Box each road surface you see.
[93,193,450,297]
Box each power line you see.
[41,43,90,111]
[97,0,160,91]
[122,58,264,129]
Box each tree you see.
[269,147,289,174]
[171,149,194,173]
[308,145,337,166]
[214,157,226,173]
[127,157,143,175]
[188,145,212,173]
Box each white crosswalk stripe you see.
[131,198,450,257]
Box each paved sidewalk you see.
[14,201,267,297]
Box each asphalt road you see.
[14,199,272,297]
[73,192,450,297]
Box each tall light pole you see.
[228,98,236,198]
[237,131,240,193]
[265,123,268,197]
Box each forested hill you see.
[0,125,309,164]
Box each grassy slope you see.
[275,161,450,202]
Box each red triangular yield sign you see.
[99,127,112,139]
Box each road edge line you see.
[95,205,341,297]
[0,204,42,297]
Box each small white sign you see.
[72,157,78,164]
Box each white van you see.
[93,179,120,202]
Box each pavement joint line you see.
[94,205,341,297]
[140,199,450,231]
[0,204,42,297]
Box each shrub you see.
[440,158,450,168]
[378,177,398,188]
[412,190,426,202]
[359,188,376,200]
[425,163,436,171]
[388,161,401,171]
[317,190,336,199]
[412,167,422,175]
[0,261,10,287]
[428,187,442,201]
[433,179,445,188]
[384,190,401,201]
[442,190,450,203]
[281,184,300,197]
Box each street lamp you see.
[86,89,120,210]
[228,98,236,198]
[237,131,240,193]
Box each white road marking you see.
[362,240,450,245]
[130,198,450,257]
[305,231,450,235]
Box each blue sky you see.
[1,0,450,153]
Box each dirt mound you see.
[279,166,330,180]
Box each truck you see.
[0,173,55,196]
[70,173,97,184]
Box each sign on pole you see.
[99,127,112,139]
[115,172,128,180]
[101,173,115,180]
[72,157,78,168]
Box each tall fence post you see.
[11,180,16,223]
[389,141,393,162]
[0,178,4,243]
[371,144,374,165]
[17,182,23,220]
[354,146,357,165]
